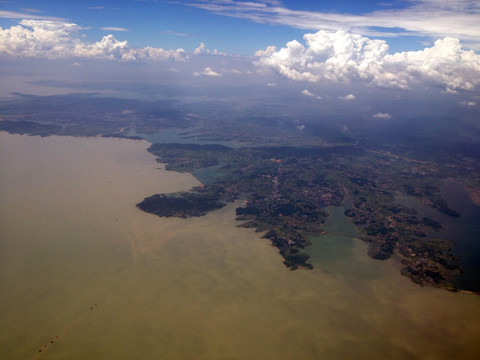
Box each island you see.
[137,191,225,218]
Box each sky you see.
[0,0,479,114]
[1,0,480,54]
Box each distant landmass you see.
[1,93,479,292]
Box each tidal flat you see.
[1,132,480,360]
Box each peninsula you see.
[138,142,465,289]
[1,93,479,291]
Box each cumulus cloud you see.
[193,67,223,77]
[302,89,322,99]
[373,112,392,119]
[255,30,480,92]
[202,67,222,76]
[254,46,277,57]
[386,37,480,93]
[339,94,356,100]
[0,20,185,61]
[194,42,207,55]
[194,42,226,55]
[256,30,395,85]
[302,89,315,97]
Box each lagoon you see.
[1,132,479,360]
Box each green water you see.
[128,128,238,147]
[1,133,480,360]
[306,206,382,282]
[193,164,225,185]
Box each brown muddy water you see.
[1,132,479,360]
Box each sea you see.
[1,132,479,360]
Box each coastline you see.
[1,133,480,360]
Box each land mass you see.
[138,142,468,289]
[137,191,225,218]
[1,93,479,291]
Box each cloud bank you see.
[0,20,185,61]
[1,18,479,94]
[255,30,480,93]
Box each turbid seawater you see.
[1,132,480,360]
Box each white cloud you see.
[386,37,480,93]
[0,10,64,21]
[256,30,396,85]
[267,82,277,87]
[255,30,480,92]
[302,89,315,97]
[194,42,226,56]
[339,94,356,100]
[186,0,480,50]
[0,20,185,61]
[203,67,222,76]
[163,30,193,37]
[254,46,277,57]
[372,112,392,119]
[101,27,129,32]
[22,8,42,13]
[459,101,477,106]
[194,67,223,77]
[194,42,207,55]
[301,89,322,99]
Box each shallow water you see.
[1,133,480,360]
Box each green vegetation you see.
[137,191,225,218]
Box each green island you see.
[1,93,479,291]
